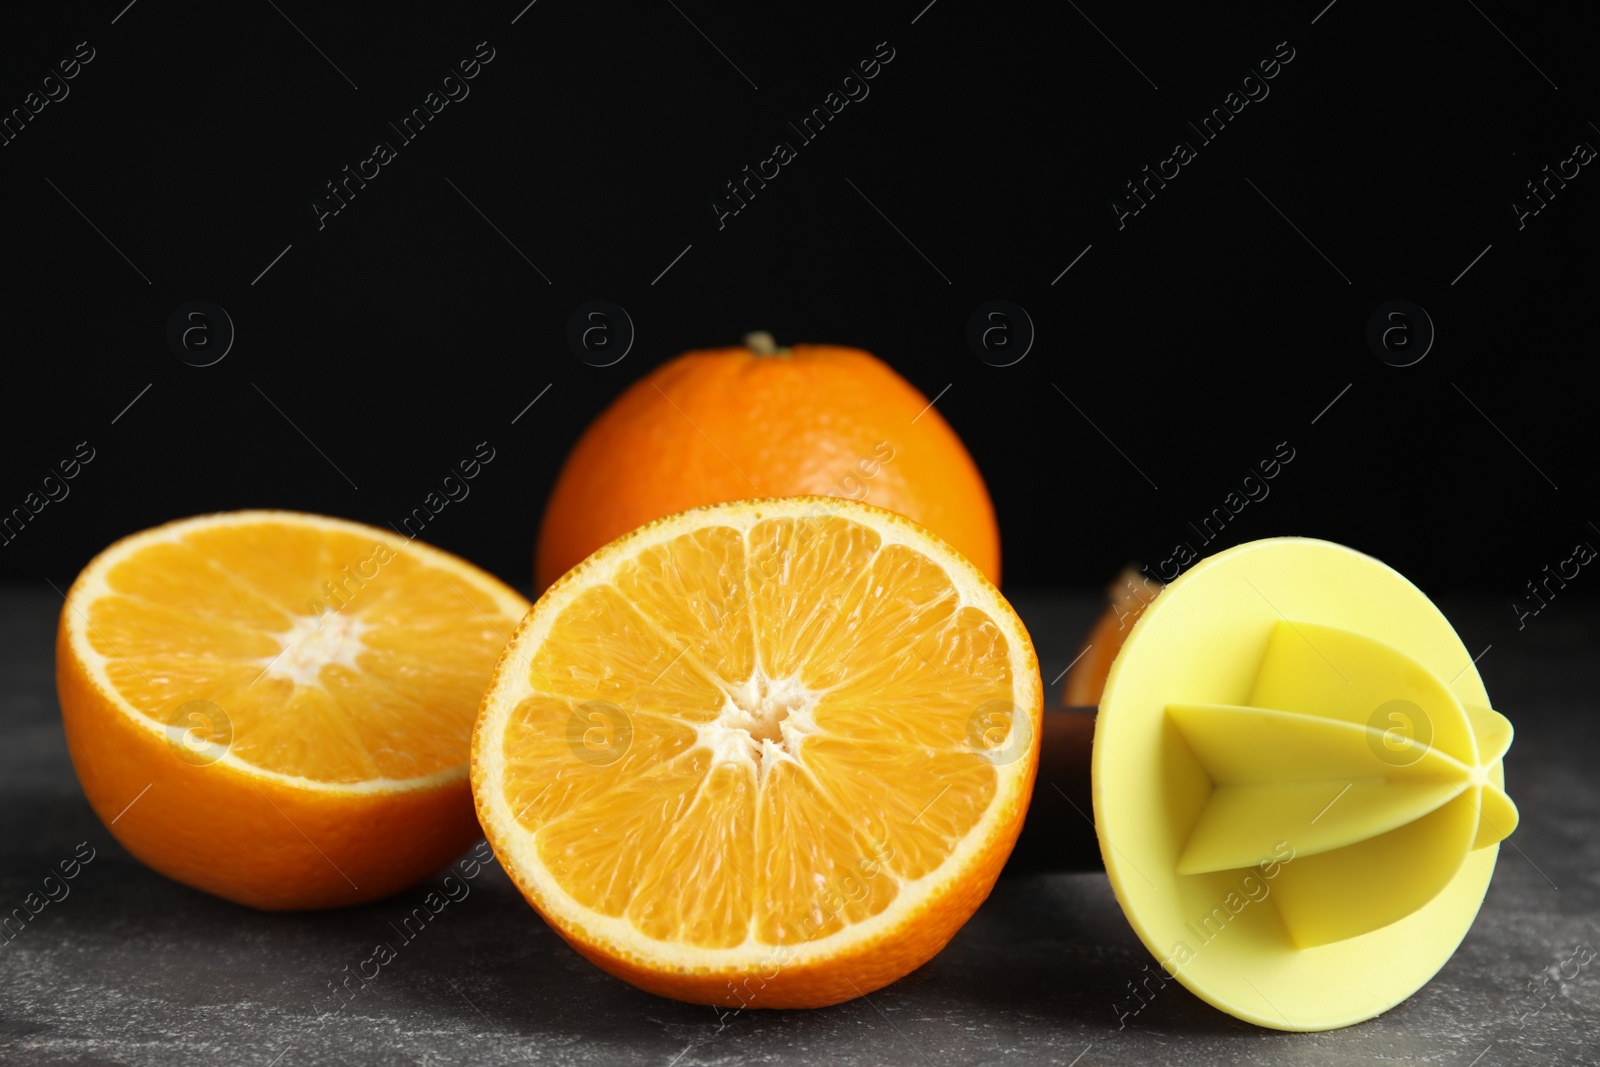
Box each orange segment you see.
[501,696,699,831]
[801,737,999,882]
[750,757,902,946]
[528,584,725,722]
[537,749,713,918]
[629,761,760,947]
[746,515,883,680]
[57,511,530,909]
[614,524,754,685]
[473,498,1041,1007]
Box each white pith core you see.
[257,610,370,686]
[699,669,819,779]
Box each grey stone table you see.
[1,588,1595,1065]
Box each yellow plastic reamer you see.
[1093,537,1517,1030]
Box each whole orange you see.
[536,334,999,590]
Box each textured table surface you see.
[1,587,1595,1066]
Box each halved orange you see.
[472,498,1042,1007]
[57,511,529,909]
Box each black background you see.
[2,0,1595,609]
